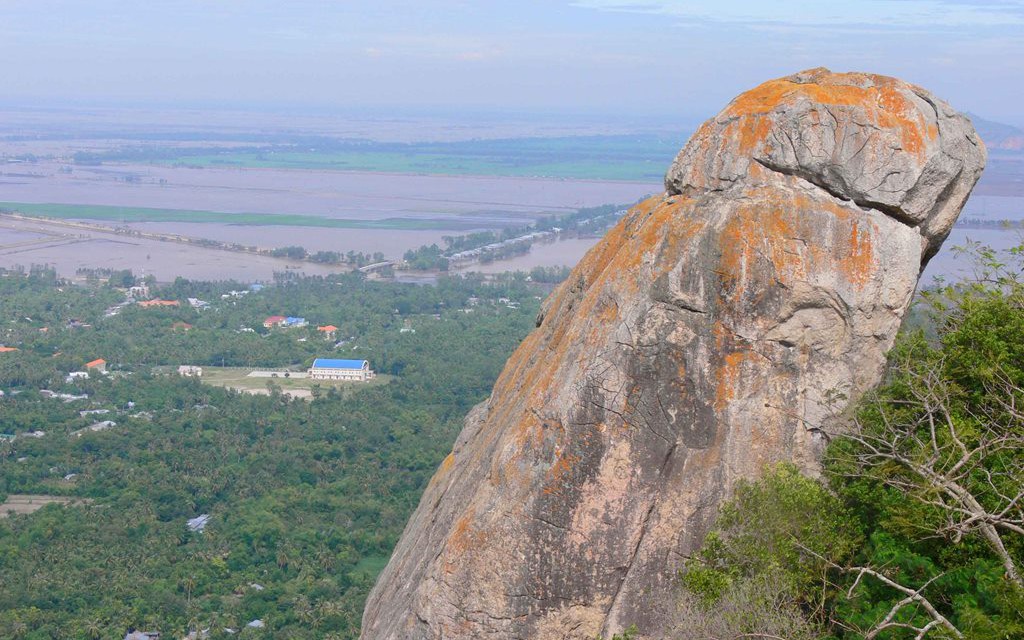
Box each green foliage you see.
[679,464,856,634]
[270,245,308,260]
[0,270,542,638]
[701,463,858,591]
[403,244,448,271]
[528,265,572,284]
[108,269,137,288]
[822,242,1024,638]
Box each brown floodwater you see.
[0,159,662,280]
[0,161,659,224]
[113,221,465,255]
[1,217,1019,284]
[0,218,341,282]
[454,238,601,275]
[2,153,1017,284]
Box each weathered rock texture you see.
[361,68,986,640]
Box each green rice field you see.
[0,202,480,230]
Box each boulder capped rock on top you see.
[360,68,986,640]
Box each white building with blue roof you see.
[308,358,375,381]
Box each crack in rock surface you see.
[359,68,986,640]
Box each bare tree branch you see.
[831,358,1024,587]
[800,544,962,639]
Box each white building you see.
[187,514,210,533]
[307,358,375,382]
[178,365,203,377]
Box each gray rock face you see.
[665,67,984,262]
[360,69,986,640]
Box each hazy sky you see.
[2,0,1023,124]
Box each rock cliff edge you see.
[360,68,986,639]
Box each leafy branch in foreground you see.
[797,543,962,639]
[674,464,853,640]
[842,565,959,639]
[832,354,1024,588]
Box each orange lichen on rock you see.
[839,216,874,287]
[716,196,804,301]
[652,206,708,279]
[714,350,752,412]
[445,509,489,564]
[543,450,582,496]
[440,452,455,474]
[722,72,933,161]
[716,188,877,298]
[490,194,704,454]
[734,112,774,156]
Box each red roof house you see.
[85,358,107,372]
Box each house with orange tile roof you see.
[0,346,19,353]
[85,358,107,373]
[317,325,338,338]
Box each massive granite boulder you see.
[361,68,986,640]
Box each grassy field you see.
[159,151,670,181]
[0,202,479,230]
[199,367,394,399]
[81,134,685,182]
[0,494,91,518]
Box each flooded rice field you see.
[2,209,1020,284]
[0,157,664,280]
[0,151,1019,283]
[0,161,659,225]
[113,221,463,255]
[0,160,661,280]
[0,216,341,282]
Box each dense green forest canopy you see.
[0,268,543,639]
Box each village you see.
[0,269,532,446]
[2,275,527,392]
[1,281,395,411]
[0,264,543,638]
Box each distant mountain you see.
[967,113,1024,151]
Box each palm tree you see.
[9,621,28,639]
[182,575,196,609]
[294,596,315,627]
